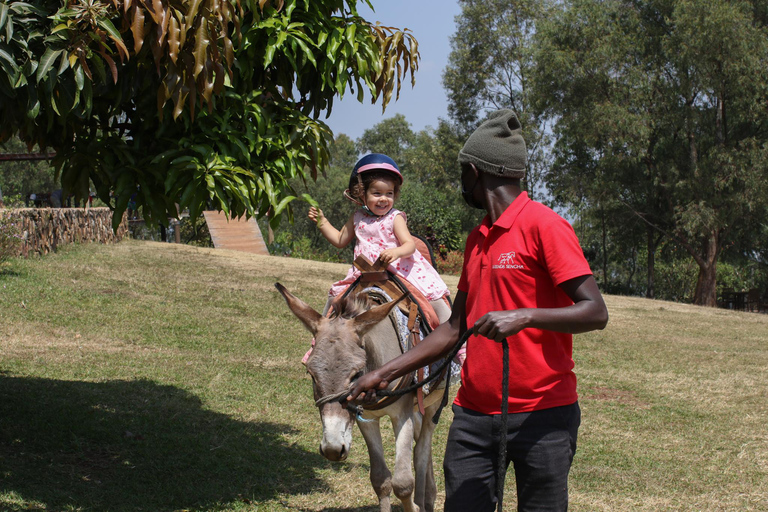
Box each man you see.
[349,110,608,511]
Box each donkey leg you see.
[358,418,393,512]
[389,398,419,512]
[413,400,440,512]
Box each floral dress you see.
[328,208,449,301]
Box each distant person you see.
[50,189,63,208]
[127,193,138,219]
[0,185,4,208]
[303,153,458,364]
[350,110,609,512]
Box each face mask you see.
[461,174,484,210]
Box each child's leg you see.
[429,297,451,324]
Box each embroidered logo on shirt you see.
[493,251,524,270]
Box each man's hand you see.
[347,369,390,403]
[473,310,531,343]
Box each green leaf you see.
[0,3,8,32]
[57,49,69,75]
[179,181,197,207]
[300,193,319,208]
[96,18,122,43]
[36,48,61,82]
[51,23,70,34]
[292,36,316,68]
[90,54,106,83]
[9,2,47,17]
[264,37,277,66]
[0,44,18,71]
[81,75,92,114]
[272,195,296,216]
[22,57,38,77]
[26,86,39,119]
[74,63,85,91]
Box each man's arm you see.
[472,274,608,342]
[348,291,468,401]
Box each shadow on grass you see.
[0,375,331,511]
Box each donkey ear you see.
[275,283,323,335]
[352,293,407,338]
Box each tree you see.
[356,113,415,165]
[0,0,420,229]
[442,0,551,199]
[404,118,464,192]
[0,137,57,203]
[533,0,768,306]
[328,132,359,172]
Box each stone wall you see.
[0,207,128,257]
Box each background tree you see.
[404,118,464,192]
[0,0,419,229]
[533,0,768,306]
[442,0,551,199]
[0,137,57,205]
[356,113,415,165]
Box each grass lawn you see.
[1,240,767,511]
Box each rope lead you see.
[497,337,509,512]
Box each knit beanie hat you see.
[458,110,527,178]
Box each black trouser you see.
[443,402,580,512]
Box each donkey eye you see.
[351,370,364,382]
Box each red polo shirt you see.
[455,192,592,414]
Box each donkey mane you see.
[330,292,373,320]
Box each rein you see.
[314,329,469,418]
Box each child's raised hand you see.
[308,206,325,226]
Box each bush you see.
[653,257,698,302]
[437,250,464,275]
[179,216,213,247]
[716,260,768,295]
[397,182,467,251]
[0,214,22,265]
[1,193,27,209]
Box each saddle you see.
[333,254,447,414]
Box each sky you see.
[323,1,462,141]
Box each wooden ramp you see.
[203,210,269,255]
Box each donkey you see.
[275,282,443,512]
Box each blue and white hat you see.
[350,153,403,184]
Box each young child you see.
[304,153,463,364]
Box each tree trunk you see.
[601,207,608,287]
[646,226,655,299]
[693,230,719,307]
